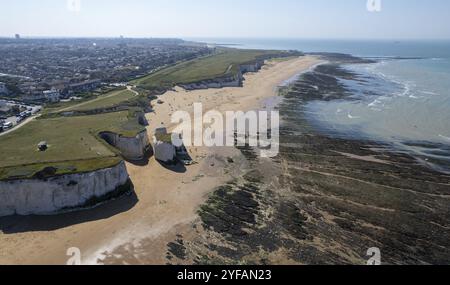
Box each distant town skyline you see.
[1,0,450,40]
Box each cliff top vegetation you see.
[133,48,302,90]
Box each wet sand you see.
[0,55,321,265]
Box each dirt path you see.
[0,87,137,138]
[0,115,37,137]
[57,86,136,113]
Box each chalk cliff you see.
[179,60,264,90]
[0,161,130,217]
[100,130,151,161]
[0,125,150,217]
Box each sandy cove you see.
[0,55,321,265]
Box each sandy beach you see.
[0,55,321,265]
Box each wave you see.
[347,113,361,119]
[368,99,385,108]
[420,90,438,95]
[438,134,450,142]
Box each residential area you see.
[0,38,210,104]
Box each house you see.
[0,100,6,111]
[0,83,8,95]
[23,92,46,102]
[22,89,60,103]
[66,80,101,95]
[43,89,61,103]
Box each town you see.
[0,37,210,104]
[0,37,210,132]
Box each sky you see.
[1,0,450,40]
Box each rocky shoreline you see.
[163,54,450,265]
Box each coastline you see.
[147,55,450,265]
[0,55,322,265]
[1,53,448,265]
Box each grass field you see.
[0,111,144,180]
[133,49,287,89]
[60,89,136,112]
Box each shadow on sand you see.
[157,160,187,173]
[124,147,154,167]
[0,192,139,234]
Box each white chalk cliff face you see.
[100,130,151,161]
[0,130,151,217]
[0,161,129,217]
[179,60,264,91]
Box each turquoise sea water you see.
[188,38,450,172]
[307,58,450,172]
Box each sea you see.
[188,38,450,172]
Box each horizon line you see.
[1,36,450,42]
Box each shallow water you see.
[305,58,450,172]
[190,38,450,172]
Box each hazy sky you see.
[1,0,450,39]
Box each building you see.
[43,89,61,103]
[66,79,101,95]
[24,89,60,103]
[23,92,45,102]
[0,83,8,95]
[0,100,7,111]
